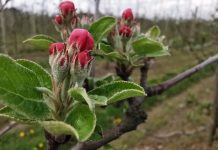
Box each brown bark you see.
[146,54,218,96]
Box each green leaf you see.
[93,51,126,61]
[88,81,146,104]
[88,125,103,141]
[0,54,50,119]
[89,95,107,106]
[89,16,117,46]
[132,37,165,55]
[103,52,126,61]
[68,87,94,111]
[86,74,115,91]
[0,88,50,120]
[23,34,56,51]
[40,121,79,139]
[146,47,170,57]
[36,87,56,112]
[147,26,161,38]
[95,74,115,87]
[17,59,52,90]
[0,106,35,123]
[99,43,113,53]
[0,55,42,100]
[29,34,57,42]
[65,104,96,141]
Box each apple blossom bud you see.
[52,53,69,84]
[80,15,92,29]
[71,16,79,25]
[55,15,63,25]
[119,25,132,38]
[70,51,92,86]
[122,8,134,21]
[49,42,66,69]
[59,1,75,17]
[132,22,141,36]
[68,29,94,52]
[49,42,66,55]
[77,50,92,68]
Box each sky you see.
[5,0,218,19]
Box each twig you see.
[146,53,218,97]
[0,0,10,11]
[0,121,17,137]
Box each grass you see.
[110,76,216,150]
[144,64,215,109]
[0,126,46,150]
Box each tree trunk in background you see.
[30,6,36,36]
[12,10,18,54]
[40,1,46,34]
[0,8,7,54]
[94,0,100,20]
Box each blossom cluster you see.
[54,1,92,30]
[49,1,94,86]
[118,8,140,38]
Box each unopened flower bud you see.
[49,42,65,55]
[55,15,63,25]
[49,42,66,70]
[80,15,92,29]
[135,22,141,33]
[52,53,69,84]
[71,16,79,28]
[70,51,92,86]
[59,1,75,17]
[68,29,94,52]
[77,50,92,68]
[119,25,132,38]
[122,8,134,21]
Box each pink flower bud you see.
[122,8,134,21]
[77,50,92,68]
[68,29,94,52]
[71,16,79,25]
[59,1,75,17]
[58,55,69,67]
[80,15,92,28]
[119,25,132,37]
[49,43,66,55]
[132,22,141,35]
[55,15,63,25]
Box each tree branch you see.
[146,53,218,97]
[72,54,218,150]
[0,0,10,11]
[0,121,17,137]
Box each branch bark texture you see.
[146,54,218,96]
